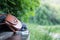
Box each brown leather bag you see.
[5,14,22,32]
[0,14,22,40]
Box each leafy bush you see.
[29,4,60,25]
[0,0,40,22]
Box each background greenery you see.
[29,4,60,25]
[0,0,60,25]
[1,0,60,25]
[0,0,40,22]
[1,0,60,40]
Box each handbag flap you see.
[5,14,22,32]
[5,14,18,25]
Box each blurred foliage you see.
[29,4,60,25]
[27,23,53,40]
[0,0,40,22]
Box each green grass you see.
[26,23,60,40]
[27,23,53,40]
[42,25,60,33]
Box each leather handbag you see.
[5,14,22,32]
